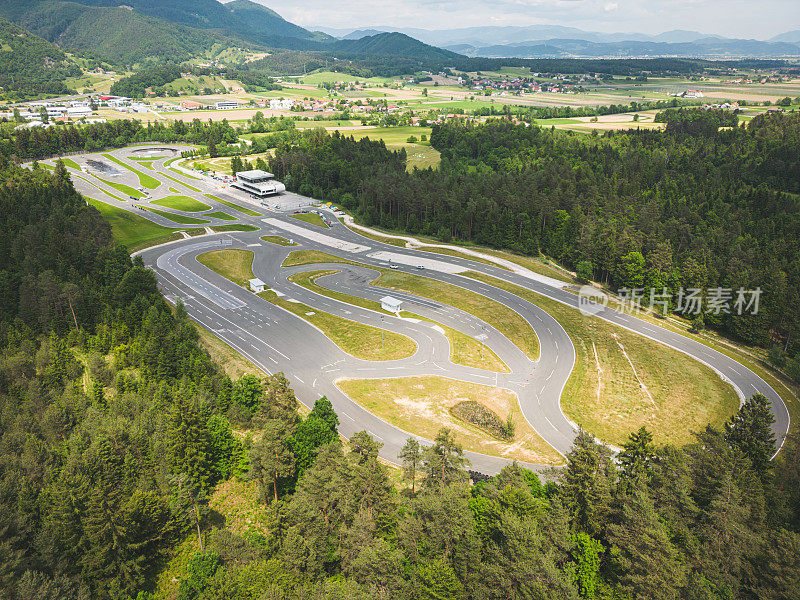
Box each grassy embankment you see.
[206,194,262,217]
[197,250,416,361]
[85,198,182,252]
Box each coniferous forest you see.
[0,115,799,599]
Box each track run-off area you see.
[50,144,790,474]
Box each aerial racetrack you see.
[50,144,790,473]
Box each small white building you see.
[380,296,402,313]
[215,100,239,110]
[269,98,293,110]
[67,106,93,118]
[249,278,266,293]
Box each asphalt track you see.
[59,145,790,473]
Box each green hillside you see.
[333,32,461,60]
[0,18,81,99]
[0,0,247,66]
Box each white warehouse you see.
[232,170,286,197]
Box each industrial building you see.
[232,170,286,197]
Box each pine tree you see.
[724,393,776,477]
[619,426,656,481]
[399,438,421,497]
[250,420,295,503]
[606,484,687,600]
[421,428,469,489]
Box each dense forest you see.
[0,17,81,100]
[268,110,800,356]
[1,123,800,599]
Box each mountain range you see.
[322,25,800,58]
[0,0,457,66]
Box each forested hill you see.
[269,110,800,352]
[0,18,81,99]
[1,153,800,597]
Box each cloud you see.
[237,0,798,39]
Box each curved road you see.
[60,144,790,472]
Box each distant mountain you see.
[450,36,800,59]
[324,24,800,58]
[342,29,388,40]
[333,32,460,61]
[0,17,81,99]
[771,30,800,44]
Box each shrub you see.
[451,401,514,441]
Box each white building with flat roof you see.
[380,296,402,313]
[215,100,239,110]
[249,278,266,293]
[232,170,286,197]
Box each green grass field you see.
[159,169,203,190]
[93,176,144,198]
[58,158,80,170]
[211,224,258,232]
[151,195,211,212]
[205,211,236,220]
[86,198,180,252]
[197,249,254,285]
[102,154,161,189]
[205,194,262,216]
[261,235,297,246]
[290,212,329,228]
[144,207,210,225]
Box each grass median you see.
[205,211,236,221]
[196,250,416,361]
[144,207,210,225]
[102,154,160,189]
[152,195,211,212]
[291,213,329,228]
[261,235,297,246]
[288,269,509,372]
[197,249,254,285]
[94,176,144,198]
[206,194,262,217]
[258,289,416,361]
[337,375,564,465]
[464,271,740,447]
[281,250,540,361]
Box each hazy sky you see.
[232,0,799,39]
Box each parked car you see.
[391,265,399,270]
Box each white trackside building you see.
[232,170,286,197]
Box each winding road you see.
[58,144,790,473]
